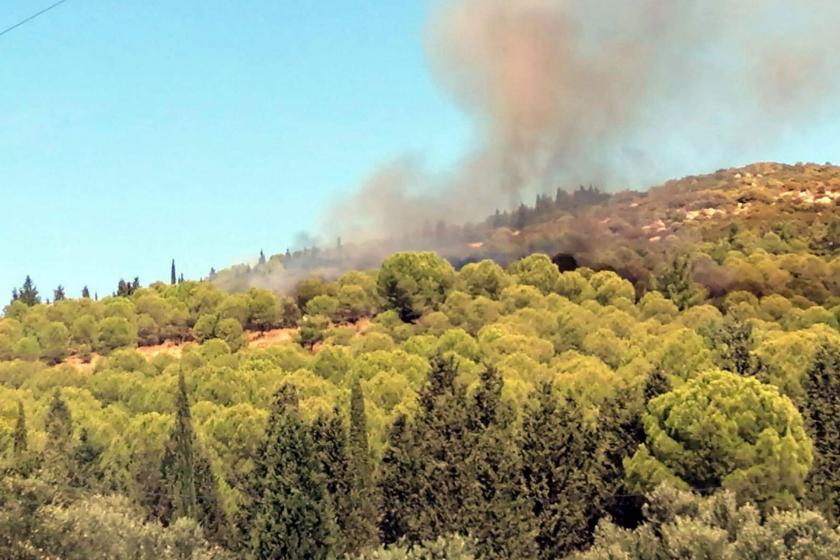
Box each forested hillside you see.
[2,163,840,558]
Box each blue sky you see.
[0,1,469,299]
[2,0,840,301]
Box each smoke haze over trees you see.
[327,0,840,242]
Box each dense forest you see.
[2,163,840,558]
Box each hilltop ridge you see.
[213,162,840,296]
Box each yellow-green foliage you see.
[0,247,836,524]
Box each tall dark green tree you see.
[643,368,671,404]
[520,383,609,559]
[194,445,229,544]
[599,386,646,527]
[160,370,227,538]
[15,276,40,306]
[160,370,198,521]
[462,367,538,559]
[42,390,74,484]
[655,255,698,310]
[81,286,91,299]
[346,377,379,552]
[116,279,131,297]
[714,317,756,376]
[379,355,470,544]
[804,342,840,521]
[312,409,353,554]
[243,383,335,559]
[12,401,27,457]
[53,285,66,302]
[70,427,103,490]
[378,414,419,544]
[171,259,177,285]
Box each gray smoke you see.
[325,0,840,241]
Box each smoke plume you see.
[326,0,840,241]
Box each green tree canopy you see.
[377,252,455,322]
[625,370,812,510]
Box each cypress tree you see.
[12,401,27,456]
[599,386,646,528]
[378,414,419,544]
[42,390,74,484]
[195,444,229,544]
[81,286,90,299]
[160,370,198,521]
[70,427,103,490]
[520,383,608,559]
[379,355,470,543]
[463,367,538,559]
[312,409,352,554]
[804,343,840,521]
[245,383,335,559]
[346,377,379,552]
[171,259,177,285]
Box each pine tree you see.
[520,383,609,558]
[243,383,335,559]
[514,203,528,230]
[462,368,538,559]
[53,285,66,302]
[81,286,91,299]
[171,259,177,285]
[345,378,379,552]
[17,276,40,306]
[12,401,27,456]
[655,254,699,310]
[804,343,840,521]
[491,208,503,227]
[160,370,198,521]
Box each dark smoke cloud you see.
[325,0,840,241]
